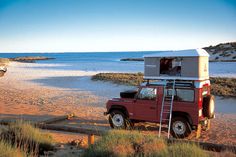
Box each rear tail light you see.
[199,109,202,117]
[198,88,203,108]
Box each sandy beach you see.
[0,62,236,145]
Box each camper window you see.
[160,58,182,76]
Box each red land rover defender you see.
[104,80,215,138]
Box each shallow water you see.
[31,75,236,114]
[2,52,236,113]
[215,96,236,114]
[1,52,236,77]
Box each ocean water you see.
[1,52,236,77]
[1,52,236,113]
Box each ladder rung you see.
[163,112,170,114]
[159,79,176,139]
[161,118,169,121]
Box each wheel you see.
[203,95,215,118]
[170,117,191,138]
[108,110,133,129]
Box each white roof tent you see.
[144,49,209,58]
[143,49,209,81]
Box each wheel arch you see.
[108,105,129,117]
[172,111,193,126]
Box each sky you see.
[0,0,236,52]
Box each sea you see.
[1,52,236,113]
[0,52,236,77]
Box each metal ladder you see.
[158,79,176,138]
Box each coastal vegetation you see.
[120,58,144,61]
[92,73,236,97]
[204,42,236,62]
[83,130,209,157]
[0,121,54,156]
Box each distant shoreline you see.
[9,56,55,63]
[0,56,55,64]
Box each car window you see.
[137,87,157,100]
[176,89,194,102]
[166,88,194,102]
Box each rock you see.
[70,138,88,148]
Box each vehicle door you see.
[134,86,158,121]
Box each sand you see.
[0,62,235,146]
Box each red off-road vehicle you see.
[104,80,215,138]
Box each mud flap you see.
[196,124,201,138]
[202,119,211,131]
[206,119,211,131]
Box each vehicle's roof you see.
[144,48,209,58]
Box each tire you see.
[108,110,133,129]
[170,117,191,138]
[203,95,215,119]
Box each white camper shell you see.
[144,49,209,81]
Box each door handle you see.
[150,106,156,109]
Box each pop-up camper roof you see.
[144,49,209,58]
[143,48,209,81]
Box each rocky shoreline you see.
[92,73,236,97]
[9,56,55,62]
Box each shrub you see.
[210,77,236,97]
[0,121,54,155]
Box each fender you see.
[108,105,129,117]
[172,111,193,126]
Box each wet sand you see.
[0,62,235,145]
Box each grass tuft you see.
[83,130,171,157]
[83,130,210,157]
[168,143,209,157]
[0,121,54,155]
[0,140,26,157]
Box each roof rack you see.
[143,79,194,88]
